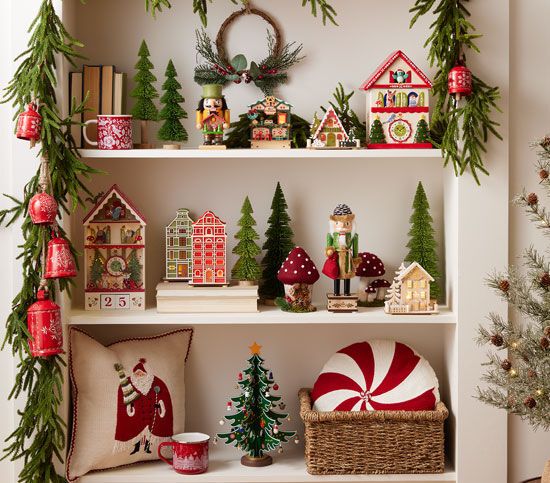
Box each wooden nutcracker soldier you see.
[323,204,360,312]
[195,84,230,149]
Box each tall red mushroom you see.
[277,247,320,312]
[355,252,385,302]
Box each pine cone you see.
[524,396,537,409]
[490,334,504,347]
[540,169,549,181]
[544,326,550,337]
[541,273,550,288]
[527,192,539,206]
[540,136,550,149]
[500,359,512,371]
[498,279,510,293]
[528,369,538,379]
[541,337,550,349]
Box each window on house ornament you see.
[406,291,412,300]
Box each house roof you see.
[83,184,147,225]
[359,50,432,90]
[396,261,434,282]
[313,107,349,141]
[167,208,193,227]
[193,210,226,227]
[248,97,293,109]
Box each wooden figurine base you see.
[162,143,180,150]
[327,293,358,313]
[199,144,227,150]
[251,139,291,149]
[241,455,273,467]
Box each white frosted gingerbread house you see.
[360,50,432,149]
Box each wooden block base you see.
[327,293,358,313]
[199,144,227,150]
[241,455,273,467]
[251,139,291,149]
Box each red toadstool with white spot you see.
[277,246,319,312]
[355,252,385,302]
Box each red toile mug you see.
[158,433,210,475]
[83,114,133,150]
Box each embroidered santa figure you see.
[113,358,173,455]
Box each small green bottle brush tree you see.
[369,116,387,144]
[217,342,297,466]
[158,59,188,149]
[232,196,262,284]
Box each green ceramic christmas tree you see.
[217,342,296,467]
[405,181,440,300]
[414,116,429,144]
[259,182,294,302]
[130,40,159,148]
[232,196,262,284]
[158,59,188,149]
[369,116,386,144]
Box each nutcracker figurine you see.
[323,204,360,312]
[195,84,230,149]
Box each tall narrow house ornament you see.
[165,208,194,281]
[83,185,146,310]
[360,50,432,149]
[191,211,228,286]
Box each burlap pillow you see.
[66,327,193,481]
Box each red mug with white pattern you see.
[158,433,210,475]
[83,115,133,149]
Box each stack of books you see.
[69,65,127,147]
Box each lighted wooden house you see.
[308,107,360,149]
[83,184,146,310]
[191,210,227,286]
[248,96,292,149]
[165,208,194,281]
[360,50,432,149]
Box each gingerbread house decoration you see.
[165,208,194,281]
[83,185,146,310]
[385,262,438,315]
[248,96,292,149]
[360,50,432,149]
[307,107,359,149]
[191,210,227,286]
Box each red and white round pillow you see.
[311,340,439,411]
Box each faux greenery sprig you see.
[1,1,95,481]
[410,0,502,184]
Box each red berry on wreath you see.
[234,79,242,84]
[258,75,264,80]
[261,65,267,70]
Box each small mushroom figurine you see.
[355,252,386,302]
[369,278,391,301]
[276,246,320,312]
[365,285,377,303]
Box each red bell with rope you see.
[448,64,473,97]
[27,289,64,357]
[16,102,42,142]
[28,192,58,225]
[44,236,77,279]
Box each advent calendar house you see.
[83,185,146,311]
[191,211,227,285]
[165,208,194,281]
[360,50,432,148]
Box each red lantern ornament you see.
[448,65,473,98]
[16,102,42,143]
[28,192,58,225]
[45,236,77,278]
[27,290,64,357]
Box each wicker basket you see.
[299,388,448,475]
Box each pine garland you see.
[1,1,95,481]
[410,0,502,184]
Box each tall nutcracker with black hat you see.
[323,204,361,312]
[195,84,230,149]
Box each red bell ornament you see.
[27,290,64,357]
[44,236,77,278]
[16,102,42,142]
[28,192,58,225]
[448,65,473,97]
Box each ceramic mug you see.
[83,115,133,150]
[158,432,210,475]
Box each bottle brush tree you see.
[259,182,294,301]
[130,39,159,147]
[404,181,440,300]
[127,250,142,287]
[90,249,104,287]
[158,59,188,147]
[232,196,262,283]
[414,116,429,144]
[369,116,386,144]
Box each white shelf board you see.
[79,454,456,483]
[68,305,455,326]
[78,148,443,159]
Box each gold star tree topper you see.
[249,342,262,355]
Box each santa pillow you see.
[67,327,193,481]
[311,340,439,411]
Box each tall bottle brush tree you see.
[130,40,159,148]
[232,196,262,283]
[478,138,550,430]
[259,182,294,301]
[405,182,440,300]
[158,59,188,147]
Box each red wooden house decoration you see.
[191,210,227,286]
[311,107,349,148]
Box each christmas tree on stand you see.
[478,138,550,437]
[414,116,429,144]
[232,196,261,284]
[130,40,159,148]
[369,115,386,145]
[259,182,294,303]
[217,342,296,467]
[405,181,440,300]
[158,59,188,149]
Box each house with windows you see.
[191,210,227,285]
[309,107,350,148]
[248,96,292,149]
[165,208,194,281]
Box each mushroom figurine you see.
[365,285,377,303]
[370,278,391,301]
[276,246,320,312]
[355,252,386,302]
